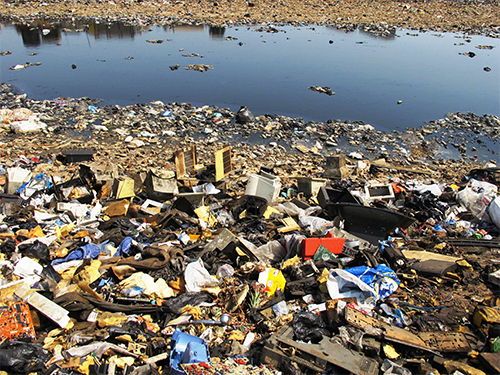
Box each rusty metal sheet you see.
[345,306,439,355]
[418,332,470,353]
[261,325,378,375]
[479,352,500,374]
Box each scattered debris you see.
[185,64,214,72]
[308,86,335,95]
[0,70,498,375]
[9,62,42,70]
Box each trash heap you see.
[1,107,500,375]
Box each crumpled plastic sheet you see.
[239,238,288,265]
[327,264,400,308]
[115,236,133,257]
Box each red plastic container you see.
[302,237,345,260]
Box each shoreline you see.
[1,0,500,36]
[0,83,498,184]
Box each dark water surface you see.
[0,20,498,132]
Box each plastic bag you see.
[489,196,500,229]
[292,311,329,344]
[327,265,399,308]
[412,183,443,197]
[17,240,50,265]
[163,292,213,315]
[235,106,255,124]
[274,202,322,219]
[274,202,303,217]
[252,240,288,265]
[381,359,412,375]
[10,119,47,134]
[13,257,43,279]
[216,264,235,279]
[299,216,334,234]
[457,179,498,220]
[337,326,364,351]
[284,233,307,259]
[216,209,235,227]
[184,259,219,293]
[0,341,49,373]
[18,173,51,200]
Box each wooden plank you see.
[278,217,301,233]
[175,146,197,177]
[371,159,432,175]
[215,145,231,181]
[174,149,186,176]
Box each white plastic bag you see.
[457,179,498,220]
[489,196,500,229]
[184,259,219,293]
[10,119,47,133]
[299,216,334,234]
[253,241,288,265]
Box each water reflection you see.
[14,21,61,46]
[14,19,151,46]
[168,24,205,33]
[12,19,226,47]
[209,26,225,38]
[86,22,141,40]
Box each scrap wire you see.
[92,351,102,366]
[399,302,446,311]
[277,344,296,357]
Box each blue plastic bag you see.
[344,264,400,301]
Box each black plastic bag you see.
[292,311,329,344]
[235,106,255,124]
[0,238,16,258]
[162,292,212,314]
[0,340,49,374]
[17,240,50,264]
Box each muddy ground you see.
[1,0,500,33]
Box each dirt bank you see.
[1,0,500,33]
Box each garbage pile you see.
[0,133,499,375]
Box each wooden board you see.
[215,145,232,182]
[175,146,197,177]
